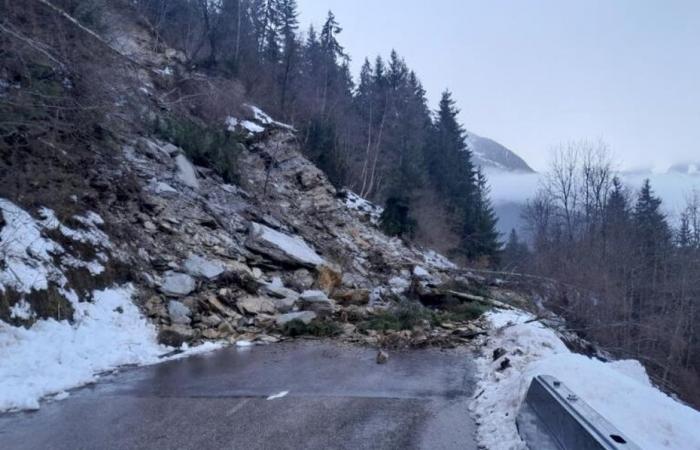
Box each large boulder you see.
[160,271,196,297]
[175,154,200,189]
[245,222,325,268]
[184,254,225,280]
[299,290,335,316]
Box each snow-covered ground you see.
[0,199,221,412]
[471,310,700,450]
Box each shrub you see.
[281,319,342,338]
[152,116,242,183]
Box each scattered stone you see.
[200,314,223,328]
[237,295,277,315]
[283,268,315,291]
[158,325,194,347]
[271,296,297,313]
[412,266,431,280]
[160,271,196,297]
[332,288,370,306]
[144,295,167,318]
[204,294,240,319]
[299,290,335,316]
[218,321,236,335]
[314,265,342,295]
[276,311,317,326]
[376,350,389,364]
[168,300,192,325]
[184,254,225,280]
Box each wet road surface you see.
[0,340,477,449]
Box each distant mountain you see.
[466,132,535,173]
[668,162,700,176]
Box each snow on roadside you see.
[0,285,164,411]
[471,310,700,450]
[0,199,223,412]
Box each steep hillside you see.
[466,131,535,173]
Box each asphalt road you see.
[0,340,478,450]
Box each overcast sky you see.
[298,0,700,172]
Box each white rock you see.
[299,290,335,315]
[412,266,431,280]
[160,271,196,297]
[389,276,410,294]
[246,222,325,267]
[175,154,199,189]
[155,182,178,195]
[184,254,225,280]
[168,300,192,325]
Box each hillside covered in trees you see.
[132,0,500,263]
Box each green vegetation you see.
[281,319,342,337]
[152,117,242,183]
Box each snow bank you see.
[471,310,700,450]
[0,200,223,412]
[0,286,165,411]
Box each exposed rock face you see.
[245,222,325,268]
[160,272,196,297]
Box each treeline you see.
[521,141,700,406]
[130,0,500,263]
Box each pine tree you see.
[502,229,530,270]
[277,0,299,115]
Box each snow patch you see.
[422,249,457,270]
[471,310,700,450]
[0,285,165,411]
[343,190,383,225]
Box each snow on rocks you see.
[226,105,294,135]
[470,309,700,450]
[0,199,109,301]
[175,154,200,189]
[342,190,383,225]
[245,222,325,268]
[0,199,65,294]
[422,249,457,270]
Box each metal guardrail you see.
[517,375,641,450]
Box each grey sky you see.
[298,0,700,172]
